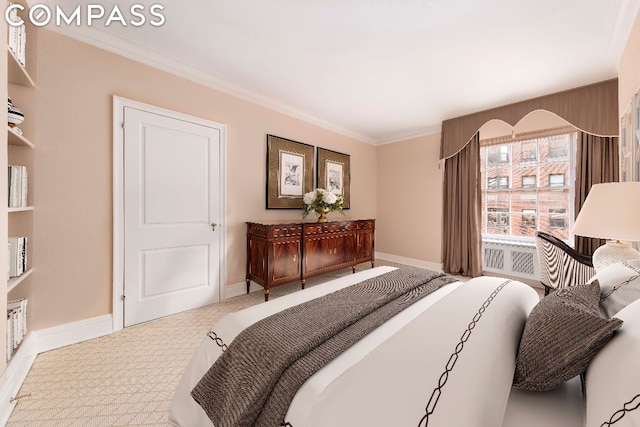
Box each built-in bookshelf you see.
[5,0,35,366]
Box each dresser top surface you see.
[247,218,375,226]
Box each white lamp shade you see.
[572,182,640,242]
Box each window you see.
[549,209,566,228]
[522,175,536,188]
[522,209,536,228]
[487,145,509,163]
[548,137,568,159]
[521,141,537,163]
[480,131,576,242]
[488,176,509,189]
[488,208,509,227]
[549,174,565,187]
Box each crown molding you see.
[609,0,640,63]
[45,26,378,145]
[375,124,442,146]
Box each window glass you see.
[521,141,537,163]
[549,174,565,187]
[522,175,536,188]
[480,132,576,242]
[549,208,566,228]
[487,144,509,164]
[488,176,509,189]
[522,209,536,228]
[548,136,568,159]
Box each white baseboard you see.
[223,281,262,300]
[0,314,114,425]
[376,252,443,272]
[0,333,38,426]
[35,314,113,354]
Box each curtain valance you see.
[440,78,619,160]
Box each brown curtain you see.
[442,133,482,277]
[574,132,619,255]
[440,78,618,160]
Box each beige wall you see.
[619,10,640,114]
[376,133,442,264]
[375,111,573,267]
[29,30,377,330]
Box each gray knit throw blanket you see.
[191,267,456,427]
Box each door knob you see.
[211,223,217,231]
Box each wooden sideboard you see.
[246,219,375,301]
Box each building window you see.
[522,209,536,228]
[522,175,536,188]
[480,131,576,242]
[549,209,566,228]
[488,176,509,189]
[521,141,537,163]
[548,137,568,159]
[488,208,509,227]
[487,144,509,164]
[549,174,565,187]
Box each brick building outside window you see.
[480,131,576,241]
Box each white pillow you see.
[585,298,640,427]
[588,259,640,317]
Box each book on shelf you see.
[7,236,27,278]
[7,165,28,208]
[6,315,13,362]
[7,3,26,67]
[6,298,27,361]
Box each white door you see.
[123,106,221,327]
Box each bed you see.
[169,263,640,427]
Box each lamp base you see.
[593,241,640,273]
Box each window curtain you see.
[574,132,619,255]
[442,133,482,277]
[440,79,618,160]
[440,79,618,277]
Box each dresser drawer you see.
[304,222,356,235]
[247,222,302,239]
[270,225,302,238]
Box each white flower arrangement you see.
[302,188,345,220]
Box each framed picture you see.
[317,148,350,209]
[266,134,314,209]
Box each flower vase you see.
[317,207,330,223]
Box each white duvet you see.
[169,267,571,427]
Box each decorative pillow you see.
[587,259,640,318]
[513,282,622,391]
[586,297,640,427]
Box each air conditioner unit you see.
[482,240,539,281]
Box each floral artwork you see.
[266,135,314,209]
[279,151,304,197]
[317,148,350,209]
[302,188,345,222]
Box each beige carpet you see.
[7,262,411,426]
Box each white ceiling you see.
[46,0,640,144]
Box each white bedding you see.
[169,267,579,427]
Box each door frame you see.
[112,96,227,332]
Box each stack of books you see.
[6,298,27,362]
[7,4,26,67]
[8,165,28,207]
[8,236,27,278]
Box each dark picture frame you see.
[266,134,314,209]
[317,147,350,209]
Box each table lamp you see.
[572,182,640,272]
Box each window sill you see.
[482,237,536,248]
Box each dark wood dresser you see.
[246,219,375,300]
